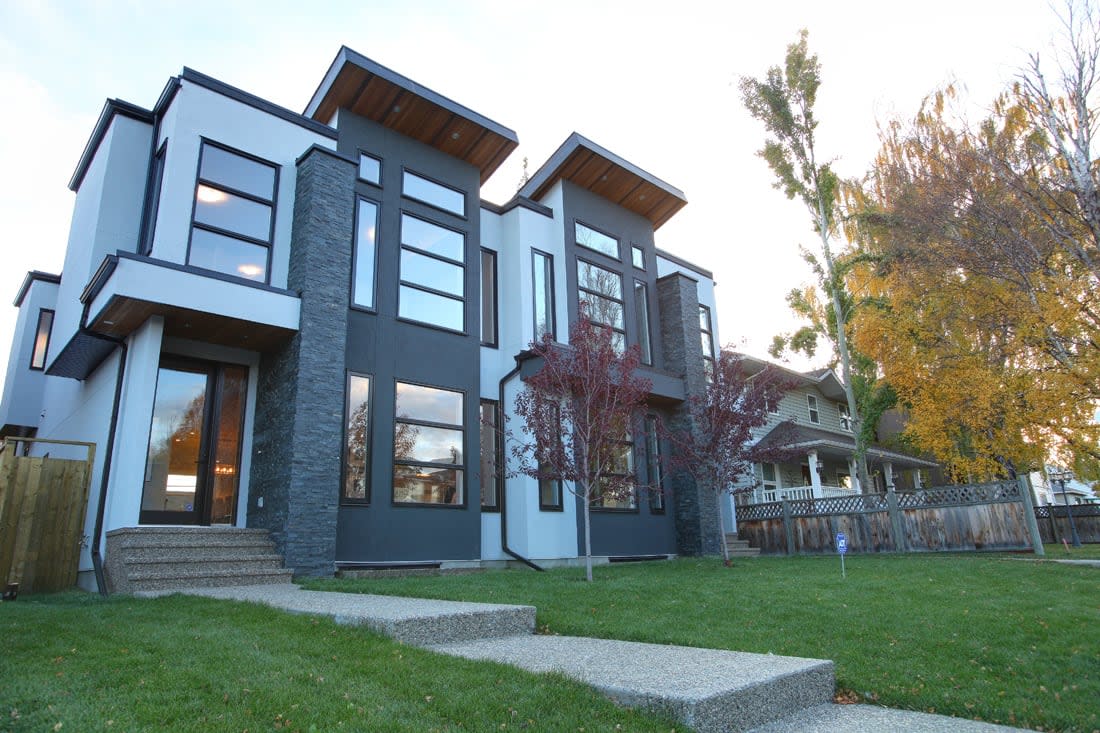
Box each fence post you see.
[1017,476,1045,556]
[886,489,906,552]
[781,499,795,555]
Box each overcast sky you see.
[0,0,1067,384]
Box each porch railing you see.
[748,484,859,504]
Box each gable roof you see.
[738,354,847,401]
[518,132,687,230]
[304,46,518,184]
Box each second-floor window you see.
[634,280,653,365]
[577,259,625,352]
[838,402,852,431]
[353,198,379,309]
[29,309,54,371]
[480,249,497,346]
[700,305,715,378]
[188,141,277,283]
[532,250,556,340]
[807,395,820,424]
[398,214,465,332]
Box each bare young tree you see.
[512,314,652,581]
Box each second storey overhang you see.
[305,46,518,184]
[518,133,688,230]
[515,347,686,405]
[47,253,299,379]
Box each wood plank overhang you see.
[304,47,519,184]
[518,133,688,230]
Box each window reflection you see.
[402,170,465,216]
[344,374,371,501]
[353,199,378,308]
[575,221,619,259]
[394,382,465,506]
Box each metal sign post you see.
[836,531,848,578]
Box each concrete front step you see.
[749,703,1030,732]
[108,527,275,549]
[126,567,295,592]
[122,554,286,576]
[169,584,536,645]
[429,635,834,733]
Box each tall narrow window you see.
[532,250,555,340]
[592,436,636,510]
[699,304,715,377]
[538,404,563,510]
[577,259,625,352]
[398,214,465,332]
[480,249,497,346]
[353,198,379,308]
[402,169,465,216]
[141,142,167,255]
[343,374,372,502]
[761,462,779,497]
[838,403,851,431]
[188,141,277,282]
[634,280,653,365]
[393,382,465,506]
[575,221,620,259]
[29,309,54,371]
[807,395,820,424]
[480,400,500,509]
[645,415,664,513]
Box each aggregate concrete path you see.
[155,583,1036,732]
[144,582,535,645]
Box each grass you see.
[0,592,680,732]
[1042,542,1100,560]
[301,553,1100,733]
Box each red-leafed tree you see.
[512,314,652,582]
[669,350,795,565]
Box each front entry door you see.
[140,357,248,525]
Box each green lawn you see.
[303,553,1100,733]
[0,592,679,732]
[1042,542,1100,560]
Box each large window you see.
[393,382,465,506]
[343,374,372,502]
[480,249,497,346]
[480,400,499,510]
[403,169,465,217]
[592,437,636,510]
[353,198,379,309]
[577,259,625,352]
[188,141,277,282]
[634,280,653,365]
[532,250,556,340]
[645,415,664,513]
[398,213,465,332]
[29,309,54,371]
[575,221,620,260]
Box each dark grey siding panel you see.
[334,112,483,563]
[248,146,356,576]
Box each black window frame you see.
[631,245,645,270]
[392,380,467,508]
[699,304,715,377]
[480,399,501,511]
[480,248,498,347]
[28,308,54,371]
[357,149,383,187]
[537,404,564,511]
[341,371,374,505]
[591,436,638,513]
[633,279,653,366]
[574,219,621,261]
[352,195,381,312]
[140,140,168,256]
[396,211,467,335]
[577,256,626,352]
[644,414,665,514]
[186,138,279,284]
[401,166,467,219]
[532,248,556,341]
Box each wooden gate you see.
[0,438,95,594]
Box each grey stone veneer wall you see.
[657,272,721,556]
[248,145,355,576]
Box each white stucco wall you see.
[0,279,59,430]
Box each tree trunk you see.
[583,494,593,582]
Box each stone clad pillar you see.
[248,145,356,576]
[656,272,720,556]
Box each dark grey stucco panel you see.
[248,145,356,576]
[334,111,483,563]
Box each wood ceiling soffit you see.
[328,66,369,120]
[572,158,615,191]
[616,179,647,206]
[438,119,482,158]
[412,103,454,145]
[429,113,460,146]
[459,128,491,161]
[479,140,517,185]
[381,90,411,126]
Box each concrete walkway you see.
[152,583,1033,733]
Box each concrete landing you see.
[145,583,535,645]
[429,635,834,733]
[752,703,1029,732]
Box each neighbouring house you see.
[1029,467,1098,506]
[0,47,727,591]
[730,356,938,511]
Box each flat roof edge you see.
[14,271,62,307]
[68,99,154,191]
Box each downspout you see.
[90,333,127,596]
[498,361,543,571]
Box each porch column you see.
[913,468,923,489]
[883,461,895,493]
[807,450,823,498]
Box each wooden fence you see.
[1035,504,1100,544]
[736,480,1038,555]
[0,438,95,593]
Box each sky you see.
[0,0,1070,384]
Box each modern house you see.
[0,47,726,592]
[731,357,938,508]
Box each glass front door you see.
[140,358,247,525]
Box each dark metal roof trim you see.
[69,99,155,191]
[655,249,713,280]
[13,271,61,307]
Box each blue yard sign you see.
[836,532,848,578]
